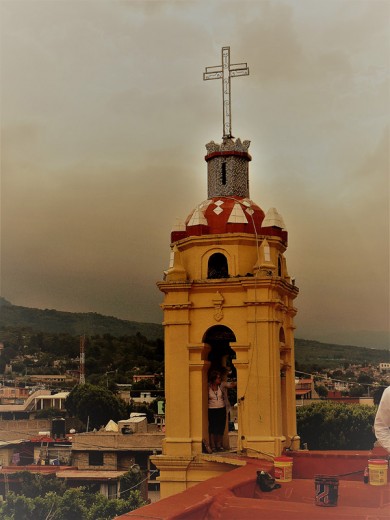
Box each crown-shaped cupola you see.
[205,137,251,198]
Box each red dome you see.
[171,197,265,241]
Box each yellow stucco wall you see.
[155,231,299,497]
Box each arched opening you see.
[204,325,236,373]
[208,253,228,279]
[203,326,237,450]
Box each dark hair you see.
[209,370,221,383]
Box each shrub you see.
[296,402,376,450]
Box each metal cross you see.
[203,46,249,139]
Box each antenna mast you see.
[79,335,86,384]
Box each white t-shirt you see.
[208,383,226,409]
[374,386,390,453]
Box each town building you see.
[63,415,164,500]
[0,414,163,501]
[0,385,30,404]
[0,390,68,420]
[295,377,319,400]
[132,374,160,385]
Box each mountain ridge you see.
[0,297,163,340]
[0,298,388,362]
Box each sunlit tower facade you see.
[153,47,299,498]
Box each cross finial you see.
[203,47,249,139]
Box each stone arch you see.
[202,325,236,369]
[201,248,233,279]
[208,252,229,279]
[203,325,237,442]
[203,325,237,390]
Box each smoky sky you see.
[1,0,389,348]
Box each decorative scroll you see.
[212,291,224,321]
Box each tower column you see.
[161,288,192,458]
[230,342,250,452]
[188,344,210,454]
[236,293,291,456]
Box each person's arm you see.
[222,381,236,389]
[374,387,390,453]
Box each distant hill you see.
[0,298,388,367]
[294,338,389,369]
[0,298,163,340]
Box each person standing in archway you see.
[208,370,236,451]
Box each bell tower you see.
[153,47,299,498]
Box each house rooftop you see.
[56,469,127,481]
[72,431,164,451]
[0,465,77,475]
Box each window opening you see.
[89,451,104,466]
[108,482,118,499]
[208,253,228,279]
[221,162,227,185]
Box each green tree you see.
[349,384,365,397]
[35,408,66,419]
[0,492,61,520]
[86,492,144,520]
[357,373,373,384]
[0,493,34,520]
[297,401,376,450]
[65,383,127,429]
[0,487,145,520]
[315,384,328,398]
[10,361,26,374]
[55,488,88,520]
[119,466,143,500]
[86,491,145,519]
[11,471,66,498]
[131,379,157,391]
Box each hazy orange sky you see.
[1,0,389,348]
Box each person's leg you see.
[209,409,217,450]
[215,408,227,450]
[215,434,223,450]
